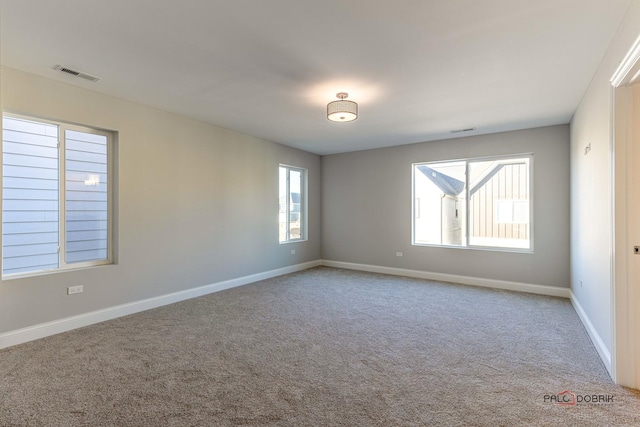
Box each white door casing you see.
[611,35,640,389]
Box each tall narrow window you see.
[279,165,306,243]
[412,155,531,251]
[2,114,114,277]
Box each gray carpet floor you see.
[1,266,639,426]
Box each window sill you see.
[411,242,534,254]
[279,239,308,245]
[2,261,115,281]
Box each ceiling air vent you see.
[450,127,476,134]
[53,65,100,82]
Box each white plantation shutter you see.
[2,114,112,277]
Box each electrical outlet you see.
[396,252,403,257]
[67,285,83,295]
[579,280,583,288]
[291,249,296,255]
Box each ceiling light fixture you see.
[327,92,358,122]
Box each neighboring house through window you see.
[2,114,114,277]
[413,155,532,251]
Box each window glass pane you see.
[288,169,302,240]
[2,116,60,275]
[65,130,109,263]
[278,166,287,242]
[279,165,306,243]
[413,161,466,246]
[468,158,530,249]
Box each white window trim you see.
[279,164,308,244]
[2,112,115,279]
[411,153,534,253]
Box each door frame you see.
[610,34,640,388]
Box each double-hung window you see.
[412,154,532,251]
[279,164,307,243]
[2,114,114,277]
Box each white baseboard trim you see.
[0,260,321,350]
[569,290,612,375]
[321,260,571,298]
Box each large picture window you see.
[413,155,531,251]
[2,114,114,277]
[279,165,306,243]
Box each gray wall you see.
[0,66,321,334]
[321,125,570,288]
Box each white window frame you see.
[279,164,307,244]
[2,112,115,278]
[411,153,533,253]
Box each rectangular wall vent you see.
[53,65,100,82]
[450,127,476,134]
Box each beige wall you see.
[570,0,640,358]
[321,125,570,287]
[0,66,321,334]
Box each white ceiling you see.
[0,0,632,155]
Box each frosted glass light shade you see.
[327,93,358,122]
